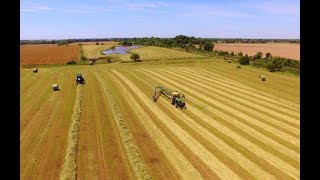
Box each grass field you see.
[82,41,119,59]
[20,52,300,179]
[214,43,300,61]
[20,44,80,65]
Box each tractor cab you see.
[76,73,85,85]
[171,92,186,109]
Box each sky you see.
[20,0,300,40]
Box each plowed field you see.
[214,43,300,61]
[20,59,300,179]
[20,44,80,65]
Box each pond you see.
[102,46,141,55]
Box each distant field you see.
[20,44,80,65]
[71,41,118,45]
[82,41,119,58]
[125,46,205,61]
[214,43,300,61]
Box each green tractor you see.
[76,73,85,85]
[153,86,186,109]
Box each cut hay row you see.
[95,72,151,180]
[142,69,299,147]
[192,67,300,107]
[132,70,299,161]
[170,67,300,119]
[125,71,275,179]
[107,72,205,179]
[181,67,300,110]
[60,85,83,179]
[20,70,62,143]
[76,71,132,179]
[137,69,299,179]
[21,71,76,178]
[20,72,54,131]
[111,70,242,180]
[159,68,299,133]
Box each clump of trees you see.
[239,56,250,65]
[119,40,132,46]
[130,53,140,62]
[254,52,263,59]
[119,35,214,52]
[66,60,77,65]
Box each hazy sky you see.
[20,0,300,40]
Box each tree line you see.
[119,35,214,52]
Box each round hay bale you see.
[89,61,93,65]
[237,65,241,69]
[259,75,266,81]
[33,68,38,73]
[52,84,59,91]
[228,60,231,63]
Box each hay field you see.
[20,57,300,179]
[83,45,206,62]
[127,46,205,61]
[20,44,80,65]
[214,43,300,61]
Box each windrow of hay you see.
[107,72,204,179]
[95,73,151,180]
[111,70,242,180]
[126,71,275,179]
[60,85,83,180]
[139,69,299,179]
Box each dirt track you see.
[20,62,300,179]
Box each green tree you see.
[110,46,116,50]
[130,53,140,62]
[239,56,250,65]
[231,52,235,56]
[203,41,213,51]
[81,55,87,61]
[256,52,263,59]
[266,52,271,59]
[238,52,243,56]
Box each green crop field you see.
[20,46,300,179]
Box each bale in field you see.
[52,84,59,91]
[259,75,266,81]
[237,65,241,69]
[33,68,38,73]
[89,61,93,65]
[228,60,231,63]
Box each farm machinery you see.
[76,73,85,85]
[152,86,186,109]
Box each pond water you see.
[102,46,141,55]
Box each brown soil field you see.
[20,44,80,65]
[214,43,300,61]
[70,41,118,45]
[20,50,299,179]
